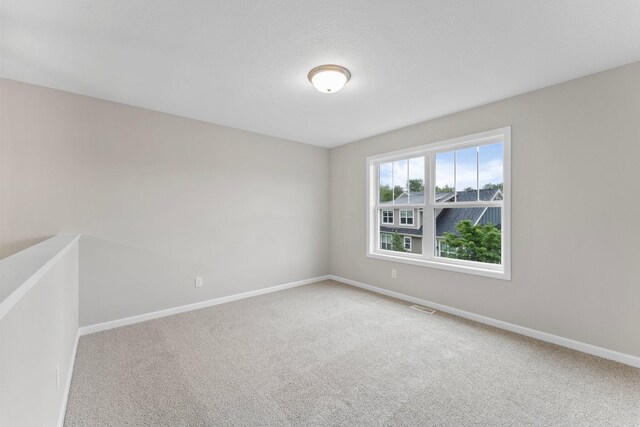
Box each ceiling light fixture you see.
[307,64,351,93]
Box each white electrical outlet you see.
[195,276,203,288]
[391,269,397,278]
[56,364,60,390]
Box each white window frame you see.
[380,233,393,250]
[403,236,412,252]
[366,127,511,280]
[381,209,394,224]
[400,209,414,225]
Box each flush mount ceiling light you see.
[307,64,351,93]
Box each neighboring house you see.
[379,188,502,256]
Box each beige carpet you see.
[65,280,640,426]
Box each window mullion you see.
[391,161,395,203]
[476,146,480,202]
[424,153,434,260]
[453,150,457,202]
[375,163,381,252]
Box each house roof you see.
[436,189,502,236]
[436,207,487,236]
[381,188,499,205]
[380,225,424,237]
[381,191,451,205]
[378,188,502,237]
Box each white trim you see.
[381,209,394,224]
[0,234,81,320]
[57,330,80,427]
[79,275,331,336]
[328,275,640,369]
[399,209,414,225]
[380,233,393,251]
[367,127,510,162]
[367,252,506,279]
[366,127,511,280]
[403,236,412,252]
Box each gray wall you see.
[330,61,640,358]
[0,79,330,326]
[3,61,639,358]
[0,240,79,427]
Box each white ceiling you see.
[2,1,640,147]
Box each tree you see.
[435,184,454,193]
[391,232,406,252]
[393,186,405,199]
[380,185,408,202]
[408,179,424,192]
[463,187,475,192]
[441,220,501,264]
[379,185,393,202]
[482,182,503,191]
[380,184,408,202]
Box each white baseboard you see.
[79,275,331,336]
[328,275,640,369]
[57,330,80,427]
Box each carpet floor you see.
[64,280,640,426]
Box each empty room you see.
[1,1,640,426]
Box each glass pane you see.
[379,162,393,203]
[455,147,478,202]
[380,233,392,250]
[399,210,414,225]
[435,151,455,202]
[392,159,408,204]
[479,142,504,201]
[381,209,394,224]
[434,206,502,264]
[408,156,424,204]
[404,237,412,251]
[379,208,424,254]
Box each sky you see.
[379,142,503,197]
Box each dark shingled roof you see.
[380,225,423,236]
[436,207,486,236]
[436,189,502,236]
[381,191,453,205]
[456,188,500,202]
[381,188,499,205]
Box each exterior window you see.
[400,210,414,225]
[380,234,392,250]
[367,127,511,280]
[382,210,394,224]
[404,236,412,251]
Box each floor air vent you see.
[410,304,436,314]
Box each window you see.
[404,236,412,251]
[382,210,394,224]
[400,210,414,225]
[381,234,392,250]
[367,127,510,279]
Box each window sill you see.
[366,251,511,280]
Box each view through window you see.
[368,128,510,279]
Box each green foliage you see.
[379,185,406,202]
[482,182,503,191]
[463,187,475,192]
[408,179,424,192]
[442,220,501,264]
[435,184,454,193]
[379,185,393,202]
[391,232,406,252]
